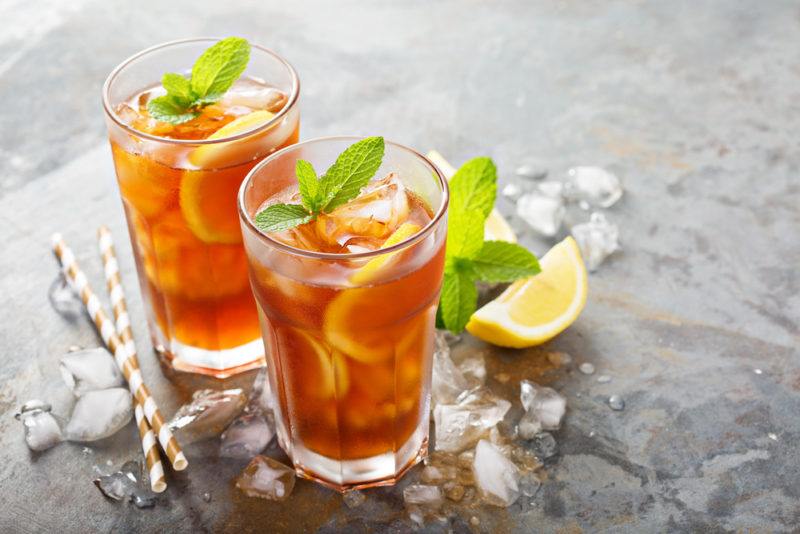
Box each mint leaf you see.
[319,137,385,211]
[146,95,199,124]
[439,265,478,333]
[449,157,497,218]
[472,241,541,283]
[446,209,485,260]
[191,37,251,99]
[296,160,320,212]
[161,73,194,104]
[254,204,313,233]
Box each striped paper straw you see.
[97,226,167,492]
[51,233,188,471]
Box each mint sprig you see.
[254,137,386,233]
[438,157,541,333]
[147,37,251,124]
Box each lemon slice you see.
[426,150,517,243]
[466,237,587,348]
[349,222,422,285]
[188,110,275,168]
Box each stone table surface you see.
[1,0,798,532]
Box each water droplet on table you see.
[579,362,596,375]
[608,395,625,411]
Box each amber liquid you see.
[248,191,445,466]
[110,80,298,375]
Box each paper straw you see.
[51,233,188,471]
[97,226,167,492]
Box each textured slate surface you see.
[1,0,798,532]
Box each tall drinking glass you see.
[238,137,448,490]
[102,39,300,378]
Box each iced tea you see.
[239,138,449,490]
[103,39,299,377]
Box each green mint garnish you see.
[437,157,541,333]
[146,37,251,125]
[254,137,386,234]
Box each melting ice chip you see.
[168,389,247,444]
[250,369,274,413]
[431,331,469,407]
[403,484,444,508]
[48,274,82,318]
[19,407,63,451]
[565,166,623,208]
[472,439,520,507]
[571,212,620,271]
[220,412,274,459]
[529,432,558,460]
[458,355,486,387]
[520,380,566,431]
[236,455,295,501]
[65,387,132,442]
[94,460,157,508]
[220,80,288,112]
[60,348,124,396]
[516,191,565,237]
[433,388,511,452]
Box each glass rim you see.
[238,135,450,261]
[101,37,300,146]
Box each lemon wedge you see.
[349,222,422,285]
[188,110,275,168]
[426,150,517,243]
[466,237,587,348]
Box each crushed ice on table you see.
[597,374,612,383]
[578,362,596,375]
[431,331,469,406]
[528,432,558,460]
[168,388,247,444]
[564,166,623,208]
[343,490,366,509]
[434,388,511,452]
[458,355,486,387]
[515,163,548,181]
[250,368,274,413]
[65,387,132,442]
[473,439,520,507]
[403,485,444,508]
[94,460,157,508]
[60,348,124,396]
[571,212,620,271]
[520,380,566,431]
[501,182,523,200]
[608,395,625,411]
[48,273,82,318]
[220,412,274,459]
[18,404,63,451]
[236,455,295,501]
[516,190,565,237]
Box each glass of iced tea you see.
[238,137,448,490]
[102,39,299,378]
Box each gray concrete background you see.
[1,0,799,532]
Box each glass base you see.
[289,423,429,492]
[154,337,265,379]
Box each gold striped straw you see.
[97,226,167,493]
[50,233,188,472]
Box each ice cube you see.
[20,409,63,451]
[472,439,520,507]
[48,274,82,319]
[570,212,620,271]
[343,490,366,509]
[94,460,157,507]
[520,380,566,431]
[517,412,542,440]
[220,80,288,112]
[220,412,274,459]
[420,465,457,484]
[458,355,486,387]
[317,173,410,248]
[501,182,523,200]
[433,388,511,452]
[168,389,247,444]
[250,368,274,413]
[528,432,558,460]
[60,348,124,396]
[403,485,443,507]
[65,388,132,442]
[236,455,296,501]
[565,166,623,208]
[516,192,565,237]
[515,163,548,181]
[15,399,52,418]
[431,331,469,406]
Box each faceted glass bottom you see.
[154,336,265,379]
